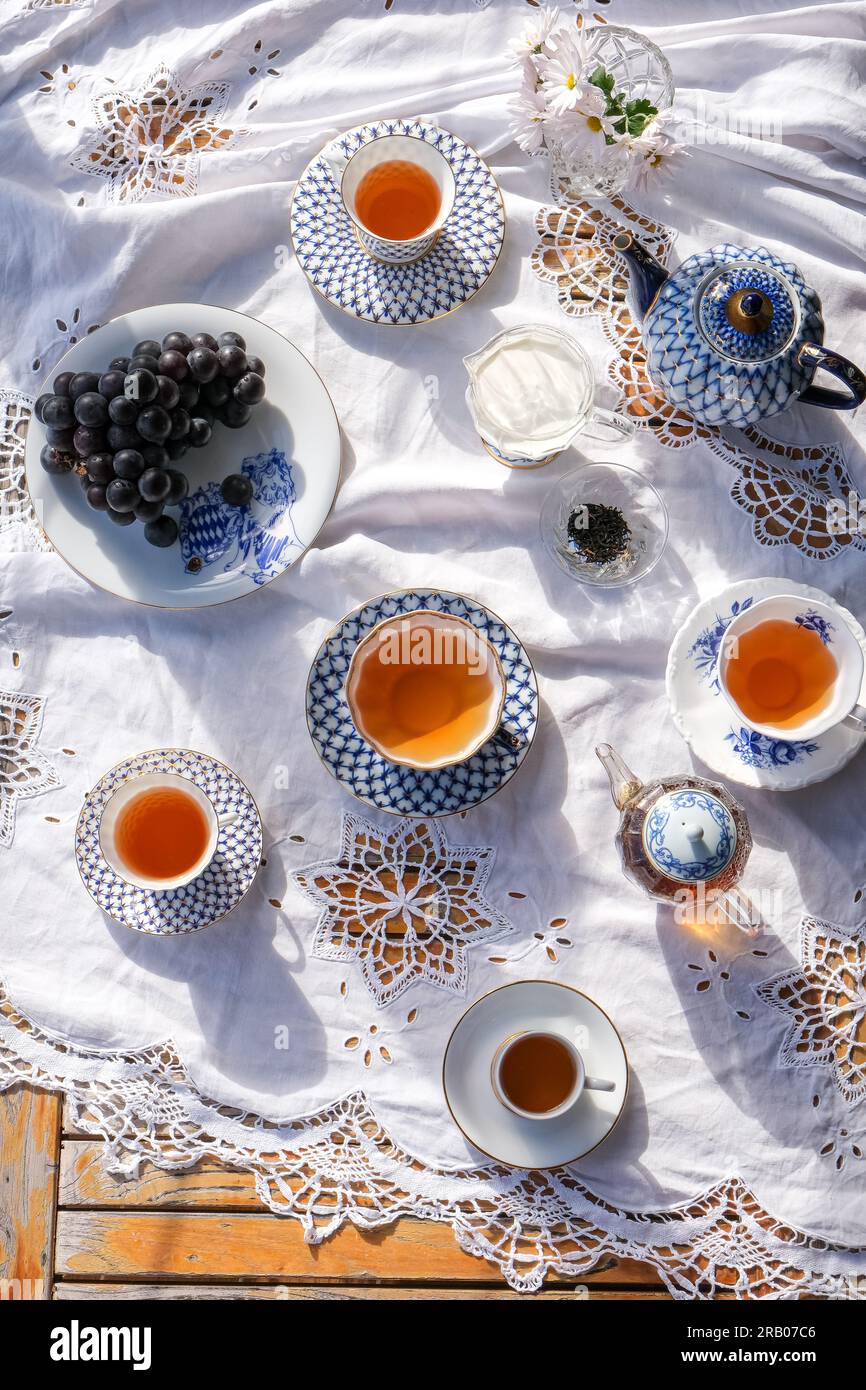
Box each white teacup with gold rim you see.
[491,1029,615,1122]
[717,593,866,743]
[99,772,238,892]
[345,610,506,770]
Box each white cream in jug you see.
[464,325,595,461]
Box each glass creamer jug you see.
[596,742,759,937]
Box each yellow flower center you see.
[586,115,602,133]
[566,73,576,90]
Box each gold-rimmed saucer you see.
[443,980,629,1168]
[305,588,538,818]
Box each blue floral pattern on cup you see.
[178,449,303,585]
[291,119,505,326]
[795,609,835,645]
[688,597,754,693]
[644,790,735,881]
[75,749,262,935]
[306,589,537,817]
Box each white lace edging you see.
[1,980,864,1298]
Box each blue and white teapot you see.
[613,232,866,429]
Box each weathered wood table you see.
[2,1086,669,1300]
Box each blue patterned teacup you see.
[718,593,866,743]
[328,133,456,264]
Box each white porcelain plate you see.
[24,304,341,608]
[443,981,628,1169]
[666,577,866,790]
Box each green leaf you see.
[623,97,658,137]
[588,65,615,97]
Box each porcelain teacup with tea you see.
[345,610,506,770]
[99,771,238,892]
[490,1029,615,1121]
[717,593,866,743]
[325,133,456,265]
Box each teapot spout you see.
[595,743,643,811]
[612,232,669,321]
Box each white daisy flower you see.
[508,5,562,66]
[549,86,617,161]
[630,115,688,190]
[537,30,594,113]
[509,79,549,155]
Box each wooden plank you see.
[57,1144,663,1287]
[61,1096,94,1141]
[54,1282,665,1300]
[55,1210,664,1287]
[0,1084,61,1300]
[60,1143,258,1210]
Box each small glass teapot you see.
[596,743,758,937]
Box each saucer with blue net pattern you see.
[306,590,538,817]
[290,120,505,326]
[75,748,263,934]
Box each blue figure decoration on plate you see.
[795,609,834,646]
[306,589,538,818]
[179,448,303,586]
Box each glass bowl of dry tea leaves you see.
[540,460,668,587]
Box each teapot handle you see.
[797,342,866,411]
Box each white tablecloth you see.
[1,0,866,1295]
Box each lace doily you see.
[0,391,51,554]
[2,978,864,1297]
[71,64,243,202]
[756,918,866,1108]
[531,200,865,561]
[0,688,61,847]
[294,813,513,1006]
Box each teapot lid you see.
[642,787,737,883]
[696,261,799,365]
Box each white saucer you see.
[442,981,628,1169]
[666,578,866,791]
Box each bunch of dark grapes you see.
[36,330,266,548]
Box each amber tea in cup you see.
[718,592,866,743]
[115,785,210,883]
[98,771,235,891]
[498,1033,577,1115]
[723,618,837,731]
[354,160,441,241]
[345,611,506,770]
